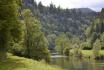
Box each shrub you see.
[63,47,71,56]
[93,39,101,58]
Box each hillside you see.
[22,0,98,48]
[85,8,104,49]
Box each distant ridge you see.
[77,8,96,13]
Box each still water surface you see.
[50,56,104,70]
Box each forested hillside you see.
[22,0,98,48]
[85,8,104,49]
[0,0,104,70]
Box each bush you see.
[73,48,82,58]
[82,42,92,50]
[32,48,51,62]
[93,39,101,58]
[9,41,25,57]
[63,47,70,56]
[83,46,92,50]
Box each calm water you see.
[50,56,104,70]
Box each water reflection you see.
[50,56,104,70]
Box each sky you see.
[35,0,104,12]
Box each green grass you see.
[82,50,93,58]
[82,50,104,58]
[0,53,62,70]
[99,50,104,55]
[70,49,104,58]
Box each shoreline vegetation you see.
[0,53,61,70]
[0,0,104,70]
[70,50,104,59]
[82,50,104,59]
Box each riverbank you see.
[70,50,104,59]
[82,50,104,58]
[0,53,61,70]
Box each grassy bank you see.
[0,53,61,70]
[70,49,104,58]
[82,50,104,58]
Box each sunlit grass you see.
[82,50,104,58]
[82,50,93,58]
[0,53,62,70]
[70,49,104,58]
[99,50,104,55]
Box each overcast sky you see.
[35,0,104,12]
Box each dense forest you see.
[0,0,50,62]
[85,9,104,49]
[21,0,104,59]
[22,0,98,49]
[0,0,104,70]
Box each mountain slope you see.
[22,0,98,48]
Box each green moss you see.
[0,53,61,70]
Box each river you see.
[50,54,104,70]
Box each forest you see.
[0,0,104,70]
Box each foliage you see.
[22,0,97,49]
[47,34,57,50]
[63,47,70,56]
[72,44,82,57]
[8,21,25,57]
[55,33,71,54]
[0,0,22,60]
[9,40,25,57]
[100,33,104,49]
[93,39,101,57]
[22,9,50,62]
[85,8,104,50]
[72,37,81,45]
[81,41,92,50]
